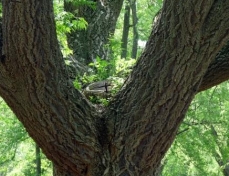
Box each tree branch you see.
[105,0,229,175]
[0,0,102,174]
[199,41,229,92]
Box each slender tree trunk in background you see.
[121,0,130,59]
[64,0,124,64]
[130,0,138,59]
[1,0,229,175]
[121,0,138,59]
[35,144,41,176]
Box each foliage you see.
[0,99,27,167]
[73,56,136,103]
[54,0,88,57]
[137,0,163,40]
[88,56,112,80]
[0,98,52,175]
[162,81,229,176]
[114,0,163,58]
[64,0,96,10]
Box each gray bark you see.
[104,1,229,175]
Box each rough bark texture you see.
[104,1,229,175]
[1,0,102,175]
[1,0,229,176]
[64,0,124,64]
[199,41,229,92]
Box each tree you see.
[121,0,130,59]
[1,0,229,175]
[64,0,123,64]
[130,0,138,59]
[120,0,139,59]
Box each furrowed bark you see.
[199,41,229,92]
[0,0,103,175]
[105,1,229,175]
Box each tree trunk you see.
[130,0,138,59]
[1,0,229,175]
[103,1,229,175]
[64,0,124,64]
[121,0,130,59]
[36,144,41,176]
[53,164,75,176]
[1,0,103,175]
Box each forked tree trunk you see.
[1,0,229,175]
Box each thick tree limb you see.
[199,42,229,92]
[0,0,102,175]
[105,1,229,175]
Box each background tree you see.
[120,0,130,59]
[64,0,123,64]
[130,0,138,59]
[120,0,139,59]
[1,0,229,175]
